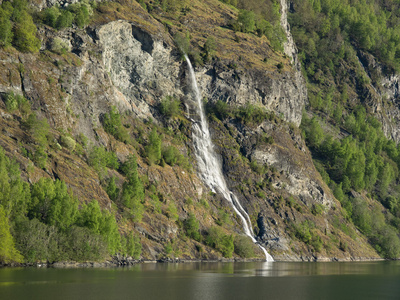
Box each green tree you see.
[234,235,255,258]
[12,216,59,262]
[88,146,118,178]
[0,206,23,263]
[106,177,119,201]
[23,113,50,147]
[0,5,13,47]
[184,213,201,241]
[206,226,234,258]
[159,96,181,119]
[237,10,256,33]
[305,117,324,148]
[79,200,103,233]
[121,155,144,220]
[56,10,74,29]
[13,11,40,52]
[123,232,142,259]
[102,106,129,143]
[146,128,162,165]
[30,178,78,231]
[204,36,217,61]
[47,180,79,231]
[99,210,121,254]
[43,6,60,28]
[0,148,31,218]
[69,2,91,28]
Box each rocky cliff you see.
[0,0,381,262]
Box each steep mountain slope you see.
[0,0,384,264]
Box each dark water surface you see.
[1,261,399,300]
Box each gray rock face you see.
[96,20,306,126]
[194,64,306,126]
[378,75,400,142]
[246,123,333,207]
[257,213,289,252]
[30,0,103,10]
[279,0,308,126]
[96,21,181,119]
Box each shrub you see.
[4,93,18,112]
[237,10,256,33]
[166,201,179,221]
[4,92,30,116]
[310,235,323,252]
[203,36,216,61]
[184,213,201,241]
[56,10,74,29]
[75,5,90,28]
[236,103,268,126]
[311,203,325,216]
[234,235,255,258]
[23,113,50,147]
[295,221,312,244]
[174,32,190,56]
[159,96,181,119]
[51,37,70,54]
[250,160,266,175]
[206,226,234,258]
[102,106,129,143]
[43,0,92,29]
[162,145,189,169]
[211,100,231,120]
[60,135,76,151]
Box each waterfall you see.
[184,55,274,262]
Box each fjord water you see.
[184,56,273,261]
[1,262,400,300]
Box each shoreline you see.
[0,256,386,269]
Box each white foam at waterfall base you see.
[184,55,274,262]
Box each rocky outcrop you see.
[357,50,400,143]
[280,0,307,124]
[95,13,307,126]
[96,20,180,119]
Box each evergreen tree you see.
[106,177,119,201]
[121,155,144,220]
[146,128,162,165]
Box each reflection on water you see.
[1,261,400,300]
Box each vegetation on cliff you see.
[0,0,398,263]
[290,0,400,258]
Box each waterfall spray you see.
[184,55,273,262]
